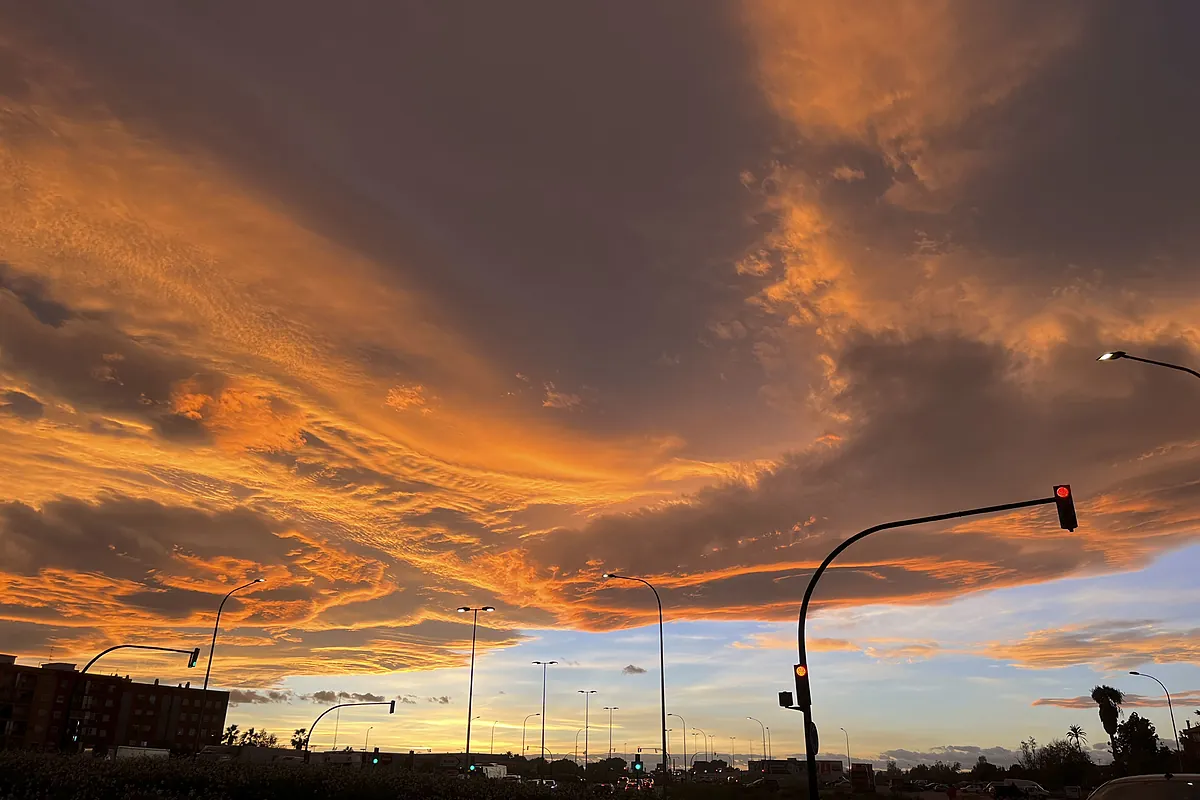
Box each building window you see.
[52,711,61,720]
[149,696,156,704]
[102,715,110,722]
[134,709,142,716]
[189,729,196,736]
[105,699,113,708]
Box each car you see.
[1087,773,1200,799]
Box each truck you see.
[112,746,170,760]
[477,764,507,779]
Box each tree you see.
[1091,685,1124,768]
[1067,725,1087,751]
[1115,713,1172,776]
[220,724,240,746]
[886,760,902,779]
[291,728,308,750]
[971,755,1002,783]
[235,727,278,747]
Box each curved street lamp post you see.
[522,712,541,756]
[840,727,851,774]
[457,605,494,771]
[1098,351,1200,380]
[194,578,264,754]
[668,713,686,772]
[603,573,669,774]
[792,488,1079,800]
[748,717,766,766]
[1130,671,1184,771]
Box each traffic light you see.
[778,690,794,709]
[633,754,644,773]
[1053,485,1078,531]
[793,662,811,707]
[469,764,477,772]
[188,648,200,668]
[372,747,380,765]
[388,700,396,714]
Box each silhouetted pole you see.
[1097,351,1200,380]
[533,660,557,778]
[195,578,263,754]
[669,713,686,772]
[603,573,668,775]
[457,605,494,771]
[604,707,619,760]
[522,712,540,756]
[794,491,1075,800]
[749,717,766,766]
[63,644,199,752]
[305,700,395,759]
[1130,671,1183,771]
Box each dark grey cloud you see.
[228,689,293,706]
[0,390,43,420]
[302,690,386,705]
[428,696,451,705]
[880,745,1021,768]
[395,695,418,705]
[621,664,647,675]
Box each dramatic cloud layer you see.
[0,0,1197,720]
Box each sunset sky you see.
[2,0,1199,769]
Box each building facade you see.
[0,654,229,754]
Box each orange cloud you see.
[983,621,1200,671]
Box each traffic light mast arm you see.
[795,495,1057,666]
[304,701,395,753]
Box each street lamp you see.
[457,604,495,771]
[603,707,619,760]
[63,644,200,751]
[840,727,851,774]
[522,713,540,756]
[364,726,373,751]
[1130,671,1184,771]
[305,700,395,757]
[533,661,558,778]
[1097,350,1200,380]
[194,578,264,753]
[692,727,710,760]
[669,713,686,769]
[791,487,1079,800]
[730,737,736,770]
[491,720,499,754]
[602,572,669,773]
[748,717,766,765]
[578,690,597,768]
[575,727,584,765]
[766,726,772,759]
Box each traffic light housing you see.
[388,700,396,714]
[188,648,200,668]
[372,747,380,765]
[633,754,644,772]
[778,690,794,709]
[1053,485,1078,531]
[793,662,811,707]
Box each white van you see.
[998,779,1050,797]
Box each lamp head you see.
[482,606,496,612]
[1098,351,1127,361]
[457,606,471,613]
[1130,670,1141,675]
[254,578,265,583]
[602,573,612,579]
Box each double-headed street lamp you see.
[1130,670,1183,771]
[789,486,1080,800]
[578,690,597,767]
[603,707,619,760]
[532,660,558,777]
[194,578,264,754]
[522,712,541,756]
[1098,350,1200,380]
[602,572,668,773]
[457,604,494,771]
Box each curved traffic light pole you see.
[304,700,395,760]
[61,644,200,752]
[792,488,1077,800]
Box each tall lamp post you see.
[364,726,373,751]
[1098,351,1200,381]
[491,720,499,754]
[305,700,395,759]
[1130,671,1184,771]
[194,578,264,754]
[63,644,200,751]
[602,572,668,774]
[578,690,597,768]
[603,707,619,760]
[668,713,686,771]
[457,604,495,771]
[791,487,1079,800]
[692,727,710,760]
[748,717,766,765]
[533,660,558,778]
[766,726,772,759]
[840,727,851,774]
[522,712,540,756]
[730,737,736,770]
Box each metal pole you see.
[794,494,1062,800]
[522,713,539,756]
[730,737,736,770]
[1130,671,1184,771]
[304,700,395,757]
[767,727,772,759]
[749,717,766,765]
[195,579,262,755]
[603,574,668,775]
[534,661,557,779]
[841,727,851,774]
[1098,351,1200,380]
[491,720,498,754]
[669,713,686,773]
[333,708,340,749]
[364,726,373,751]
[604,707,619,761]
[465,608,478,768]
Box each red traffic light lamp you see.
[1053,485,1077,531]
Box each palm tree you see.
[1091,685,1124,768]
[1066,725,1087,751]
